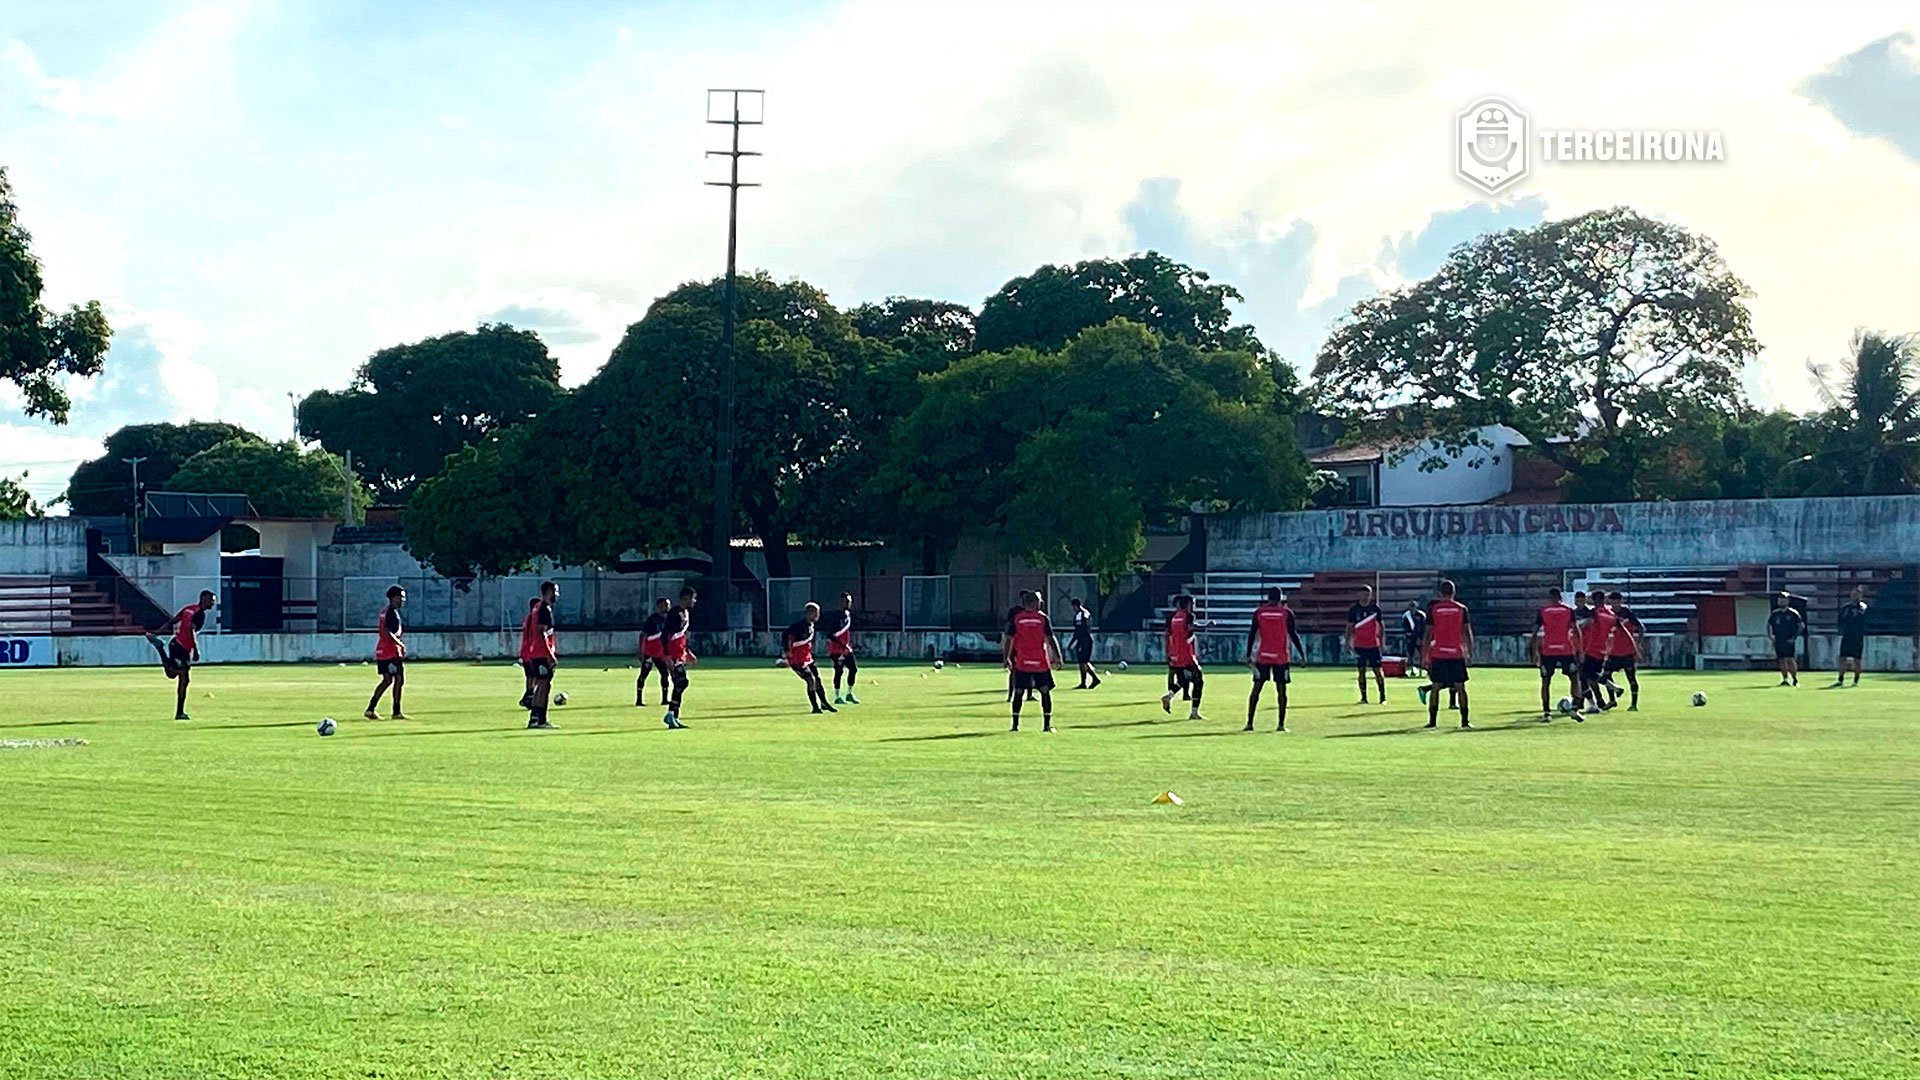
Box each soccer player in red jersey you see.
[636,597,672,707]
[1532,585,1580,721]
[1246,587,1308,732]
[782,602,836,714]
[1423,579,1474,729]
[1577,595,1620,714]
[1002,590,1062,732]
[146,589,216,720]
[519,580,560,729]
[365,584,408,720]
[661,586,698,729]
[1347,584,1387,705]
[1160,594,1205,720]
[1604,591,1645,711]
[823,592,860,705]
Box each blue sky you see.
[3,1,1917,503]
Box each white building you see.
[1310,425,1527,507]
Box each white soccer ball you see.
[1691,692,1707,707]
[933,660,944,671]
[1117,660,1129,671]
[554,692,569,706]
[317,717,337,737]
[1557,698,1576,715]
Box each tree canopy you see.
[1799,330,1920,495]
[1,166,111,423]
[297,323,563,502]
[1312,207,1757,481]
[168,437,371,519]
[0,474,38,519]
[879,318,1309,582]
[975,251,1263,355]
[404,274,879,578]
[65,421,258,516]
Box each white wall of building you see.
[0,519,89,576]
[1377,426,1524,506]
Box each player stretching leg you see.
[1423,580,1473,730]
[1533,585,1579,721]
[636,597,671,706]
[825,592,860,704]
[1004,590,1062,732]
[660,587,697,729]
[147,589,216,721]
[519,580,560,730]
[1160,594,1205,720]
[1347,584,1386,704]
[783,603,836,714]
[1246,588,1307,732]
[365,585,408,719]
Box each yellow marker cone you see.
[1151,791,1184,805]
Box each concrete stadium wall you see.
[1208,496,1920,572]
[0,519,89,576]
[22,630,1917,672]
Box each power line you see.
[703,87,763,631]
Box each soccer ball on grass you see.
[554,692,569,706]
[1557,698,1576,715]
[932,660,944,671]
[317,717,337,737]
[1117,660,1129,671]
[1691,692,1707,707]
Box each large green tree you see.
[1797,330,1920,495]
[1561,408,1822,503]
[1312,207,1758,489]
[880,319,1309,583]
[405,275,877,578]
[168,437,371,519]
[975,251,1262,355]
[297,323,563,502]
[65,421,257,516]
[1,166,111,422]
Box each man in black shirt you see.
[1835,586,1868,687]
[1399,599,1428,673]
[1768,592,1806,687]
[1069,597,1099,689]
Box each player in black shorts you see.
[782,603,835,714]
[1768,592,1806,687]
[1068,597,1100,689]
[1346,584,1386,704]
[1835,586,1867,687]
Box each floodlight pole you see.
[704,89,762,630]
[124,456,147,552]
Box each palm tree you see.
[1801,330,1920,495]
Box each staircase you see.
[0,577,148,636]
[1157,571,1311,630]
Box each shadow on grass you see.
[1323,724,1436,739]
[1136,729,1243,739]
[0,719,99,730]
[1071,716,1184,730]
[877,730,1000,743]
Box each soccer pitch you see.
[1,660,1914,1079]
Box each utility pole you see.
[704,88,763,631]
[123,456,147,553]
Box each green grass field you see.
[1,658,1915,1079]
